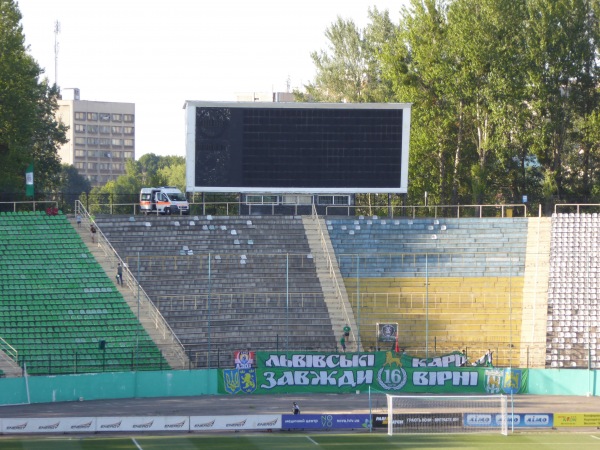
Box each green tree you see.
[158,162,186,192]
[303,8,397,103]
[0,0,66,197]
[304,0,600,212]
[520,0,600,203]
[56,163,91,212]
[382,0,470,208]
[445,0,530,204]
[86,155,186,214]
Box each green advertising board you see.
[218,351,527,395]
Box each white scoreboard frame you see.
[184,101,411,194]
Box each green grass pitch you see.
[0,433,599,450]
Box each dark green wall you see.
[0,369,217,405]
[0,368,597,406]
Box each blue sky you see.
[19,0,406,158]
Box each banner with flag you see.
[25,163,34,197]
[218,351,528,395]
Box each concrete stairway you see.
[302,215,359,352]
[0,348,22,378]
[520,217,551,368]
[91,215,336,367]
[69,216,189,370]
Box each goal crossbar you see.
[386,394,508,435]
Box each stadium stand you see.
[6,207,597,374]
[547,213,600,368]
[92,215,337,368]
[326,216,528,366]
[0,211,169,375]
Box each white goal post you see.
[386,394,508,436]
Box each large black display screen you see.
[187,102,410,193]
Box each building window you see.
[112,138,123,146]
[282,195,312,205]
[112,113,122,122]
[75,137,86,145]
[87,125,98,133]
[123,126,134,135]
[246,195,279,204]
[124,151,134,159]
[75,149,85,157]
[123,114,134,122]
[75,162,84,169]
[99,162,109,170]
[99,126,111,134]
[112,162,121,171]
[317,195,350,205]
[124,139,134,147]
[87,137,99,145]
[75,124,86,133]
[111,126,122,134]
[99,113,111,121]
[75,112,85,120]
[99,138,111,147]
[87,162,97,170]
[87,112,98,121]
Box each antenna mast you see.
[54,20,60,86]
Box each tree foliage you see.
[306,0,600,209]
[0,0,66,197]
[86,154,186,213]
[301,8,397,103]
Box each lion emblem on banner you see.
[377,351,407,390]
[239,369,257,393]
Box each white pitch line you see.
[591,435,600,440]
[132,437,144,449]
[306,435,319,446]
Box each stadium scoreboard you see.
[185,101,411,194]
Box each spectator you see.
[292,402,300,415]
[90,223,97,243]
[76,214,82,228]
[340,336,346,352]
[343,324,351,338]
[116,263,123,286]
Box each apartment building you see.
[57,88,135,186]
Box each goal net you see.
[386,395,508,435]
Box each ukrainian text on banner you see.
[282,414,371,430]
[218,351,527,395]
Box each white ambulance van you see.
[139,186,190,215]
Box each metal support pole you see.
[426,253,429,360]
[208,252,212,368]
[286,253,289,351]
[357,255,361,352]
[136,253,140,370]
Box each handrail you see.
[75,201,188,369]
[311,204,358,346]
[0,337,18,365]
[0,201,58,213]
[154,292,324,309]
[76,201,534,218]
[325,203,528,218]
[554,203,600,214]
[347,291,521,310]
